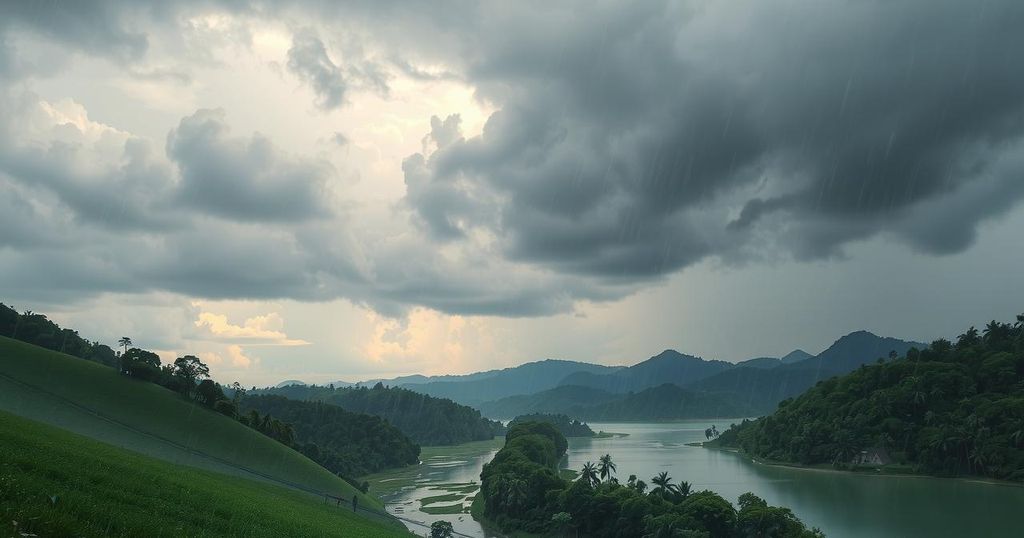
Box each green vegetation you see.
[0,410,408,537]
[1,303,119,368]
[240,394,420,479]
[262,383,505,445]
[0,336,380,509]
[479,421,823,537]
[509,413,595,437]
[713,315,1024,482]
[692,332,923,414]
[430,520,455,538]
[482,383,752,421]
[1,306,423,492]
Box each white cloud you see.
[195,311,310,346]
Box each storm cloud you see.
[168,108,334,221]
[1,0,1023,321]
[403,0,1024,279]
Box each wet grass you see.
[0,337,378,510]
[0,410,409,538]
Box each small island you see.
[508,413,597,437]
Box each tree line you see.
[713,314,1024,481]
[479,421,823,537]
[239,394,420,479]
[261,383,506,446]
[508,413,595,437]
[1,303,118,368]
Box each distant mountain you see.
[786,331,922,373]
[478,385,621,419]
[690,331,925,413]
[275,379,307,388]
[780,349,813,364]
[570,384,754,421]
[734,357,783,369]
[392,359,622,406]
[734,349,813,370]
[557,350,733,394]
[349,374,429,387]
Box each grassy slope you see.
[0,336,382,511]
[0,410,408,537]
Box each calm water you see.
[385,420,1024,537]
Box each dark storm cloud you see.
[403,0,1024,279]
[167,108,334,221]
[4,0,1024,319]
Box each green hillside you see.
[0,336,385,511]
[713,316,1024,481]
[0,410,407,537]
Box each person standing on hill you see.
[352,495,358,513]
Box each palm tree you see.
[633,479,647,495]
[579,462,599,487]
[117,336,132,355]
[598,454,617,482]
[650,472,677,498]
[676,480,691,498]
[983,320,1008,343]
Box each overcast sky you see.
[2,0,1023,386]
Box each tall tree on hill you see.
[172,355,210,396]
[117,336,132,356]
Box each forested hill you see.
[239,395,419,478]
[479,422,822,537]
[557,350,733,393]
[508,413,594,437]
[713,315,1024,482]
[480,383,754,420]
[259,383,505,446]
[688,331,924,414]
[0,303,118,368]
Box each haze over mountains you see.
[280,330,924,420]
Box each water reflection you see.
[376,421,1022,538]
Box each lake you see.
[369,420,1024,537]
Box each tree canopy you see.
[259,383,505,445]
[478,422,822,537]
[713,314,1024,481]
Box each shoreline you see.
[698,443,1024,488]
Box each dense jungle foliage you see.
[239,394,419,478]
[508,413,595,437]
[479,421,822,537]
[714,315,1024,481]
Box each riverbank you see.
[697,442,1024,488]
[359,436,505,537]
[593,430,628,438]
